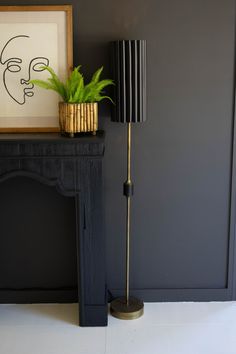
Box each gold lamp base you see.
[110,296,144,320]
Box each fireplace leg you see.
[75,169,107,326]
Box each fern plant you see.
[30,65,114,103]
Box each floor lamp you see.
[110,40,147,320]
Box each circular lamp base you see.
[110,296,144,320]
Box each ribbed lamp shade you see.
[111,40,147,123]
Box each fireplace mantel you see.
[0,132,107,327]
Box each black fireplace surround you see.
[0,132,107,327]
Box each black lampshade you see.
[111,40,147,123]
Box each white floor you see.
[0,302,235,354]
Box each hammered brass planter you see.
[59,102,98,137]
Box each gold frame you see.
[0,5,73,133]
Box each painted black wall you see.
[0,0,235,301]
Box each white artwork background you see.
[0,23,59,127]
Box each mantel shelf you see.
[0,131,105,142]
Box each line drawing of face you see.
[0,35,49,105]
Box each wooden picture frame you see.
[0,5,73,132]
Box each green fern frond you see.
[94,94,114,103]
[44,69,66,100]
[30,79,56,91]
[70,78,85,103]
[91,66,103,84]
[32,65,67,100]
[30,65,114,104]
[95,79,114,92]
[66,66,84,102]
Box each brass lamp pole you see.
[110,123,144,319]
[110,40,146,320]
[126,122,132,305]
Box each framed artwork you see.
[0,5,73,132]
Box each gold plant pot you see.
[59,102,98,137]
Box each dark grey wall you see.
[0,0,236,301]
